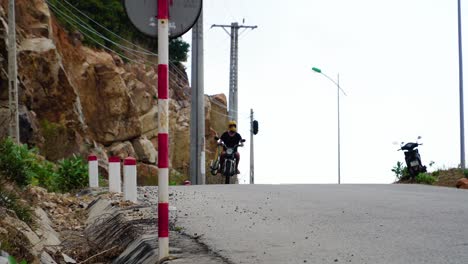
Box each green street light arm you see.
[312,67,347,96]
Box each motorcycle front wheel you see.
[224,161,232,184]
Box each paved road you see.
[163,184,468,264]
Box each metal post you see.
[211,23,257,124]
[458,0,465,170]
[198,11,206,185]
[8,0,19,143]
[337,74,341,184]
[250,109,254,184]
[312,68,346,184]
[190,10,205,185]
[157,0,170,260]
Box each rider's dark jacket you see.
[220,131,243,151]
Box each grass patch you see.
[415,173,437,185]
[0,188,34,225]
[169,169,186,185]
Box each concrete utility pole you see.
[211,22,257,124]
[250,109,254,184]
[190,10,205,185]
[8,0,19,143]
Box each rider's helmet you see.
[228,120,237,132]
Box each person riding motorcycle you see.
[217,120,244,174]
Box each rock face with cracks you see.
[0,0,229,183]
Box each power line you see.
[60,0,157,56]
[48,0,190,82]
[46,1,190,86]
[47,1,249,119]
[47,3,149,65]
[211,22,257,123]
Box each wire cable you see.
[47,0,190,85]
[48,0,249,119]
[51,0,190,81]
[61,0,158,56]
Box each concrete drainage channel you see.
[87,191,230,264]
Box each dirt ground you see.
[397,168,465,188]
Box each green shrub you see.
[0,138,35,187]
[392,161,409,180]
[99,175,108,187]
[35,161,58,191]
[8,256,28,264]
[0,138,58,190]
[0,138,90,193]
[415,173,437,185]
[56,156,88,193]
[463,169,468,178]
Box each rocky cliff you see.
[0,0,228,184]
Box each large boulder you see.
[132,137,157,164]
[107,141,136,160]
[136,163,158,186]
[139,107,158,139]
[77,50,142,144]
[456,178,468,189]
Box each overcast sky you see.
[183,0,467,184]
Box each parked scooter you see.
[398,136,427,178]
[211,136,245,184]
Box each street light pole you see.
[312,67,346,184]
[458,0,465,170]
[337,74,341,184]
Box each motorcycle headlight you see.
[226,149,234,155]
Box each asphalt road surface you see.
[163,184,467,264]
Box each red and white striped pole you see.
[108,156,121,193]
[124,157,137,203]
[88,155,98,188]
[157,0,170,259]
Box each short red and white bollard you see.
[124,157,137,203]
[88,155,99,188]
[108,156,121,193]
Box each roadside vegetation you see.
[0,137,89,193]
[0,137,91,261]
[392,160,466,186]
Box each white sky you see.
[183,0,468,184]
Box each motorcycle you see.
[211,136,246,184]
[398,136,427,178]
